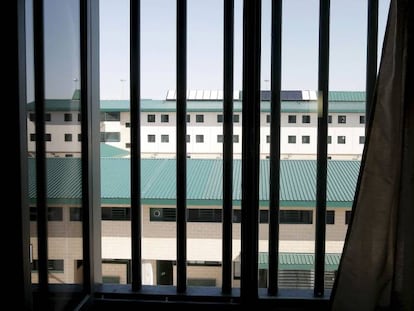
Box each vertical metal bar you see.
[366,0,378,132]
[268,0,282,296]
[222,0,234,295]
[315,0,330,297]
[10,0,32,307]
[33,0,49,300]
[130,0,142,291]
[176,0,187,294]
[80,0,101,293]
[241,0,261,302]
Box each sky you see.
[26,0,391,101]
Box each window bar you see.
[222,0,234,295]
[13,0,32,306]
[268,0,282,296]
[80,0,101,293]
[315,0,330,297]
[176,0,187,294]
[33,0,49,299]
[241,0,261,302]
[130,0,142,291]
[366,0,378,132]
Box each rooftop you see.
[28,158,360,206]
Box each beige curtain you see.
[330,0,413,310]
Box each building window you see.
[327,136,332,144]
[328,115,332,124]
[45,133,52,141]
[32,260,64,273]
[102,207,131,221]
[359,136,365,144]
[266,114,270,123]
[29,113,35,121]
[186,135,190,143]
[101,112,120,121]
[30,207,63,221]
[233,114,240,123]
[345,211,352,224]
[100,132,121,142]
[78,134,82,142]
[266,135,270,143]
[186,114,190,123]
[65,154,73,158]
[338,115,346,124]
[233,135,239,143]
[288,136,296,144]
[30,133,36,141]
[147,114,156,123]
[78,113,81,122]
[64,133,72,142]
[217,135,223,143]
[217,114,223,123]
[280,210,313,224]
[147,135,156,143]
[288,115,296,123]
[161,114,169,123]
[161,135,169,143]
[70,207,82,221]
[302,136,310,144]
[187,209,222,222]
[326,211,335,225]
[337,136,346,144]
[360,115,365,124]
[196,114,204,123]
[45,113,51,122]
[64,113,72,122]
[196,135,204,143]
[125,143,131,148]
[125,122,130,128]
[302,115,310,123]
[259,210,269,223]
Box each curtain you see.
[330,0,413,310]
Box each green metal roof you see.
[258,252,341,270]
[28,158,360,206]
[100,143,130,158]
[328,91,365,101]
[27,91,365,113]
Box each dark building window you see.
[280,210,313,224]
[266,135,270,143]
[217,114,223,123]
[30,133,36,141]
[359,136,365,144]
[64,133,72,142]
[45,133,52,141]
[345,211,352,225]
[337,136,346,144]
[186,114,191,123]
[78,133,82,142]
[147,135,155,143]
[266,114,270,123]
[233,135,239,143]
[196,135,204,143]
[302,115,310,123]
[288,115,296,123]
[70,207,82,221]
[288,136,296,144]
[233,114,240,123]
[102,207,131,221]
[30,207,63,221]
[147,114,156,122]
[161,135,169,143]
[338,115,346,124]
[302,136,310,144]
[327,136,332,144]
[326,211,335,225]
[125,122,130,128]
[186,135,190,143]
[217,135,223,143]
[45,113,51,122]
[328,115,332,123]
[32,260,64,272]
[64,113,72,121]
[360,115,365,124]
[161,114,169,123]
[196,114,204,123]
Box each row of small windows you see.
[270,135,366,144]
[30,132,365,145]
[30,133,82,142]
[149,208,337,225]
[29,112,366,125]
[29,113,82,122]
[29,206,350,225]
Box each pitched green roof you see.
[258,252,340,270]
[28,158,360,206]
[27,91,365,113]
[100,143,130,158]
